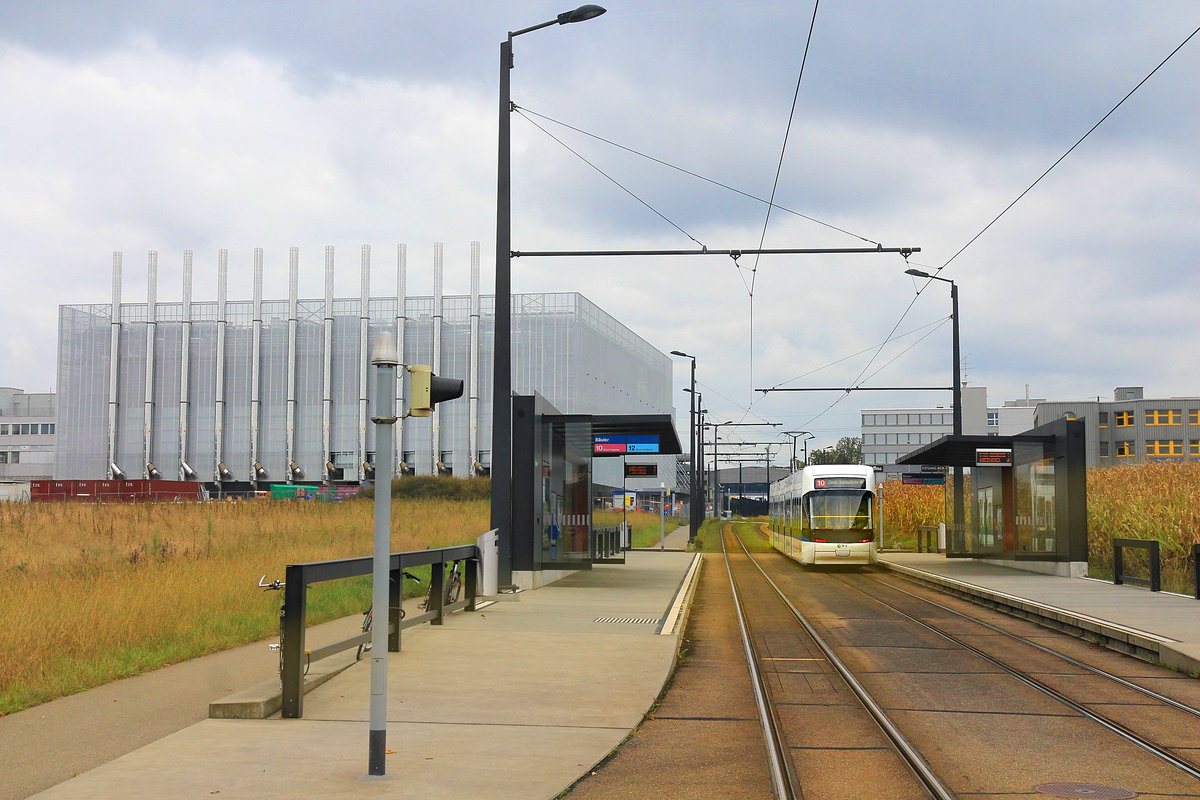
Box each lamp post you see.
[782,430,813,471]
[905,267,963,553]
[492,5,607,586]
[671,350,698,542]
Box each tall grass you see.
[0,496,488,715]
[1087,462,1200,592]
[880,482,945,549]
[594,509,684,548]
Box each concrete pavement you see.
[25,550,702,800]
[879,551,1200,674]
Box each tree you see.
[807,437,862,465]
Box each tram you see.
[768,464,878,565]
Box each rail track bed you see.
[722,524,1200,800]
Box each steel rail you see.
[866,572,1200,720]
[727,527,955,800]
[720,525,802,800]
[831,574,1200,781]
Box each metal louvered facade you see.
[55,246,673,483]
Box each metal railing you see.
[281,544,479,718]
[1112,538,1160,593]
[916,525,938,553]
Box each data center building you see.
[55,244,673,488]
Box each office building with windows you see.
[1034,386,1200,467]
[861,386,1039,478]
[0,387,56,482]
[55,246,674,486]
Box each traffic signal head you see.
[407,364,464,417]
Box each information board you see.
[594,434,660,455]
[624,463,658,478]
[976,448,1013,467]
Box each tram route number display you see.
[624,463,658,478]
[976,448,1013,466]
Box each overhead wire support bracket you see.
[511,246,920,258]
[756,386,953,394]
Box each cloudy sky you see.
[1,1,1196,455]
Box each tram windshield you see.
[804,490,873,532]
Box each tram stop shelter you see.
[895,416,1087,577]
[507,393,683,589]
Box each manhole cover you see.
[1034,783,1137,799]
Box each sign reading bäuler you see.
[976,448,1013,467]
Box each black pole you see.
[491,35,514,586]
[951,280,964,555]
[688,358,698,541]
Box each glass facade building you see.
[55,250,672,483]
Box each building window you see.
[1116,441,1134,457]
[1098,412,1108,428]
[1098,441,1109,457]
[986,412,999,427]
[1146,439,1182,456]
[0,424,7,435]
[1190,410,1200,426]
[1115,411,1133,427]
[1146,409,1181,426]
[1191,440,1200,457]
[0,452,6,463]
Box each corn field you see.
[880,462,1200,593]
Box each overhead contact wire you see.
[514,105,880,246]
[516,112,706,249]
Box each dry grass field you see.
[0,496,488,715]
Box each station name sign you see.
[624,463,658,478]
[976,448,1013,467]
[594,434,660,455]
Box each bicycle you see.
[420,559,463,611]
[357,571,421,661]
[259,575,309,685]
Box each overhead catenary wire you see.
[516,111,707,250]
[745,0,821,397]
[839,24,1200,417]
[513,105,880,246]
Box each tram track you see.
[826,571,1200,780]
[723,522,1200,799]
[721,524,949,799]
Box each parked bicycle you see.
[357,571,421,661]
[258,575,309,685]
[420,559,464,611]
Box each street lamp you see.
[905,267,963,553]
[492,5,607,587]
[671,350,698,542]
[781,430,813,471]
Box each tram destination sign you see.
[976,448,1013,467]
[624,463,658,478]
[814,477,866,489]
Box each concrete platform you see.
[28,550,703,800]
[878,552,1200,675]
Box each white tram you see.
[768,465,878,565]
